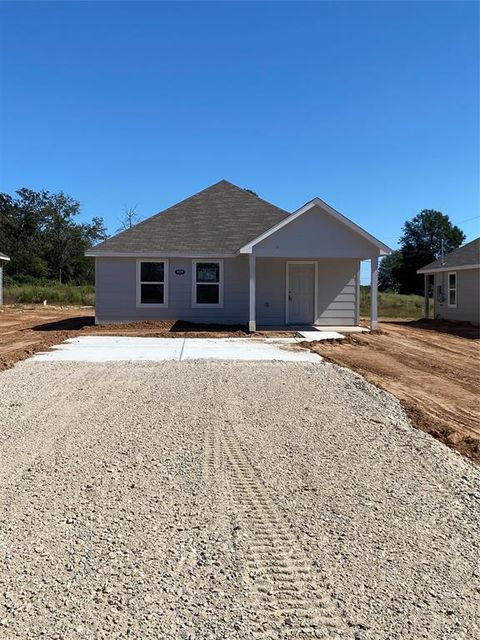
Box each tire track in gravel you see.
[221,425,352,639]
[203,420,220,483]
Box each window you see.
[137,260,168,306]
[192,260,223,307]
[447,272,457,308]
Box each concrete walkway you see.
[31,336,322,363]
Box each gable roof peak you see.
[86,179,289,256]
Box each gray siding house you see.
[0,251,9,305]
[86,181,390,330]
[418,237,480,324]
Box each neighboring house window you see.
[137,260,168,306]
[447,272,457,308]
[192,260,223,307]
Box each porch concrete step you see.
[296,330,345,341]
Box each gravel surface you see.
[0,360,478,640]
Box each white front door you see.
[287,263,316,324]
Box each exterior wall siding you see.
[95,256,359,326]
[433,269,480,324]
[0,266,3,305]
[95,256,249,324]
[316,260,358,325]
[255,258,358,326]
[253,207,380,259]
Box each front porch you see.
[247,253,380,333]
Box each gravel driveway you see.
[0,360,478,640]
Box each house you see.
[417,237,480,324]
[0,252,9,305]
[86,180,390,330]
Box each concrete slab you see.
[32,337,182,362]
[317,326,369,334]
[297,331,345,341]
[31,336,321,363]
[258,325,369,334]
[181,338,318,362]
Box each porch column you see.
[248,253,256,332]
[423,273,429,319]
[370,256,379,330]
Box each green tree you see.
[67,217,107,283]
[0,188,50,279]
[0,188,107,284]
[398,210,465,294]
[378,250,403,292]
[42,192,81,282]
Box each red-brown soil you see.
[306,319,480,464]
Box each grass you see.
[360,287,431,319]
[3,282,95,306]
[3,281,430,318]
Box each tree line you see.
[0,187,467,295]
[379,209,465,295]
[0,188,107,284]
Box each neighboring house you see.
[0,251,10,305]
[86,180,390,330]
[417,237,480,324]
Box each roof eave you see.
[85,250,238,258]
[417,263,480,274]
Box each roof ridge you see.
[220,180,290,215]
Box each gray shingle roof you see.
[418,237,480,272]
[0,251,9,261]
[88,180,290,255]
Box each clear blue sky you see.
[0,1,478,282]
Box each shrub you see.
[360,287,430,318]
[3,282,95,306]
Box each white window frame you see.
[192,259,224,308]
[447,271,457,308]
[136,259,169,308]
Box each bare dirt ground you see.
[306,320,480,464]
[0,360,478,639]
[0,306,95,369]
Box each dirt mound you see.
[307,320,480,464]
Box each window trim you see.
[191,259,224,308]
[136,259,169,308]
[447,271,457,308]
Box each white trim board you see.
[239,198,391,255]
[136,258,169,308]
[417,263,480,274]
[447,271,457,308]
[191,259,224,308]
[285,261,318,325]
